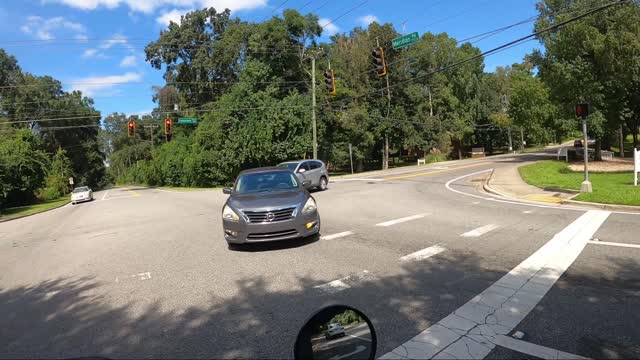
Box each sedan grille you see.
[243,207,296,223]
[247,229,299,240]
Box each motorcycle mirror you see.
[294,306,376,360]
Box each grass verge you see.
[0,196,69,220]
[519,160,640,206]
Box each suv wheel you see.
[319,176,328,191]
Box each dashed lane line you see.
[321,231,354,240]
[384,162,488,181]
[460,224,499,237]
[400,245,447,262]
[376,214,427,227]
[101,189,110,200]
[314,271,372,295]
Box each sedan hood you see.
[228,190,307,211]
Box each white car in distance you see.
[71,186,93,205]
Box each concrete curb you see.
[561,199,640,213]
[482,165,640,213]
[0,200,70,223]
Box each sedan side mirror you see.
[302,180,311,188]
[223,187,232,194]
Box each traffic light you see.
[164,119,172,141]
[324,69,336,95]
[371,47,387,77]
[576,103,589,119]
[127,120,135,138]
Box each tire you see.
[319,176,328,191]
[71,202,76,205]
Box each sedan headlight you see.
[222,205,240,222]
[302,197,317,214]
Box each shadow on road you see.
[227,234,320,252]
[1,253,638,358]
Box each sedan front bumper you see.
[223,211,320,244]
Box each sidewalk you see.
[484,163,577,204]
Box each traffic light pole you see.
[581,118,592,193]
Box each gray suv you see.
[277,160,329,191]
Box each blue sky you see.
[0,0,541,118]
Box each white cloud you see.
[82,33,134,59]
[82,48,99,58]
[357,14,379,26]
[45,0,267,14]
[74,33,89,42]
[69,72,143,96]
[156,9,189,26]
[21,15,86,40]
[319,18,339,36]
[120,55,137,67]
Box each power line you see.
[323,0,628,109]
[320,0,368,32]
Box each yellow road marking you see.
[384,162,489,181]
[125,188,141,196]
[523,194,563,203]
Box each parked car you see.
[574,139,596,148]
[221,167,321,247]
[324,323,346,340]
[277,160,329,191]
[71,186,93,205]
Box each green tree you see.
[41,148,74,200]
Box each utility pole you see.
[311,56,318,159]
[144,124,159,146]
[620,125,625,158]
[502,95,513,153]
[377,37,391,170]
[305,49,324,160]
[520,127,525,151]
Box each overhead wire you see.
[322,0,629,110]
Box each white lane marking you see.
[493,335,591,360]
[321,231,354,240]
[314,271,371,294]
[101,189,110,200]
[330,178,384,182]
[379,210,611,360]
[400,245,447,262]
[314,279,350,294]
[346,334,373,342]
[588,240,640,249]
[132,272,151,281]
[460,224,499,237]
[99,195,139,202]
[329,345,367,360]
[523,210,533,214]
[472,201,480,205]
[376,214,427,227]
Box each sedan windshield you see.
[72,187,89,193]
[235,171,298,194]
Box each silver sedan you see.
[71,186,93,205]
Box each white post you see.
[634,148,639,186]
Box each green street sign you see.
[392,32,419,50]
[177,117,198,124]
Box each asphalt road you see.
[1,151,639,359]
